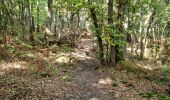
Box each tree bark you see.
[108,0,116,66]
[90,8,104,65]
[115,0,128,63]
[45,0,53,46]
[36,0,40,32]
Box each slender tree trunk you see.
[56,10,62,45]
[26,0,34,42]
[115,0,127,63]
[90,8,104,65]
[108,0,116,66]
[140,11,155,59]
[45,0,53,46]
[36,0,40,32]
[20,2,25,38]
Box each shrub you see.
[121,60,135,72]
[160,65,170,82]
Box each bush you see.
[160,65,170,82]
[121,60,135,72]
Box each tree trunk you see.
[45,0,53,46]
[36,0,40,32]
[90,8,104,65]
[115,0,128,63]
[108,0,116,66]
[26,0,34,42]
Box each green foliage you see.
[42,60,57,75]
[59,63,74,81]
[5,45,16,54]
[60,63,68,68]
[102,26,126,47]
[121,60,135,72]
[160,65,170,82]
[112,81,118,87]
[120,80,129,84]
[63,46,75,52]
[38,64,57,77]
[102,26,116,46]
[161,65,170,75]
[60,75,73,81]
[139,92,169,100]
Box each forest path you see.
[63,37,115,100]
[0,36,169,100]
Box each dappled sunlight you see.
[1,0,170,99]
[16,50,41,61]
[0,61,28,75]
[136,61,161,71]
[37,48,71,64]
[55,56,70,63]
[127,47,151,59]
[71,49,93,60]
[89,97,100,100]
[98,78,112,85]
[92,77,112,89]
[0,61,27,70]
[24,52,36,58]
[51,52,75,64]
[137,64,156,71]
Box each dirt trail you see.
[63,37,115,100]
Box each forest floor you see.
[0,36,170,100]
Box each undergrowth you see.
[121,60,170,81]
[139,92,169,100]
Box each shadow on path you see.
[63,37,115,100]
